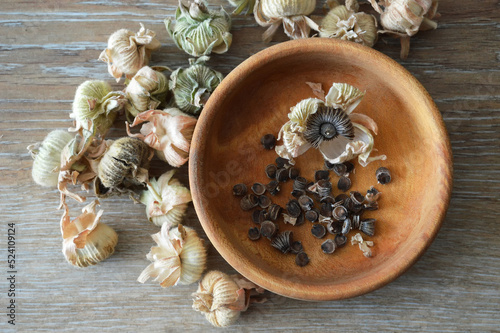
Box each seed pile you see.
[232,134,393,266]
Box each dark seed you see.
[290,241,303,254]
[271,231,292,254]
[276,168,289,182]
[320,196,335,205]
[360,218,376,237]
[351,214,361,229]
[335,193,349,203]
[259,210,269,223]
[233,183,247,196]
[343,161,355,173]
[331,163,347,177]
[351,204,364,214]
[332,205,348,220]
[342,197,355,212]
[293,177,308,190]
[268,204,282,221]
[261,134,276,150]
[291,189,305,198]
[265,180,280,195]
[376,167,391,184]
[314,170,330,182]
[252,210,262,224]
[324,160,335,170]
[305,209,319,222]
[240,194,259,211]
[258,195,272,209]
[317,179,332,197]
[364,201,379,211]
[311,224,326,239]
[260,221,278,239]
[248,227,261,241]
[335,234,347,248]
[286,199,301,218]
[327,221,343,235]
[251,182,266,195]
[295,252,310,267]
[275,157,289,168]
[350,191,365,205]
[341,218,351,235]
[265,164,278,179]
[320,202,333,217]
[337,176,351,192]
[288,167,300,180]
[321,239,336,254]
[365,186,380,203]
[295,213,305,226]
[298,195,314,211]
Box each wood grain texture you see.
[0,0,499,331]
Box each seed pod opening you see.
[303,105,354,148]
[321,239,336,254]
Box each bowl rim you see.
[189,38,453,301]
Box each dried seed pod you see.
[311,224,326,239]
[360,218,376,237]
[333,205,348,220]
[261,133,276,150]
[334,234,347,248]
[260,220,278,239]
[290,241,303,254]
[265,180,280,195]
[286,199,302,218]
[320,202,333,217]
[288,167,300,180]
[282,214,298,226]
[275,156,289,168]
[298,195,314,211]
[233,183,247,196]
[240,193,259,210]
[248,227,261,240]
[315,170,330,182]
[258,195,272,209]
[291,189,305,198]
[351,232,374,258]
[265,164,278,179]
[321,239,336,254]
[229,0,256,15]
[327,221,343,235]
[305,209,319,222]
[271,230,293,254]
[351,214,361,230]
[317,179,332,197]
[268,204,282,221]
[251,182,266,195]
[303,105,355,148]
[337,176,352,192]
[341,218,352,235]
[295,251,310,267]
[293,177,308,190]
[365,186,381,203]
[376,167,392,184]
[364,201,379,211]
[350,191,365,205]
[252,210,262,224]
[276,168,289,182]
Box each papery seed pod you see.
[352,214,361,229]
[261,133,276,150]
[228,0,256,15]
[99,23,161,82]
[138,224,207,287]
[166,0,232,57]
[169,57,224,115]
[97,137,152,190]
[61,200,118,268]
[321,239,336,254]
[125,66,170,120]
[295,251,310,266]
[71,80,127,135]
[271,230,293,253]
[351,232,374,257]
[233,183,248,196]
[248,227,261,240]
[28,130,74,187]
[317,179,332,197]
[140,170,192,227]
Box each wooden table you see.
[1,0,499,331]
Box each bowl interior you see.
[190,39,452,301]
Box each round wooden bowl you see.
[189,38,452,301]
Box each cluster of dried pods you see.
[233,133,392,263]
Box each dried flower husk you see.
[254,0,318,42]
[275,82,386,166]
[28,130,74,187]
[60,200,118,267]
[351,232,374,257]
[166,0,232,57]
[369,0,439,58]
[169,57,224,115]
[70,80,127,135]
[318,0,378,47]
[125,66,170,120]
[99,23,161,82]
[192,270,265,327]
[127,108,197,168]
[140,170,192,227]
[138,223,207,287]
[228,0,256,15]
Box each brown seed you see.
[335,193,349,203]
[259,210,269,223]
[286,199,301,218]
[248,227,261,241]
[258,195,272,209]
[337,176,351,192]
[268,204,282,221]
[341,218,351,235]
[351,204,364,214]
[240,194,259,210]
[298,195,314,211]
[251,182,266,195]
[350,191,365,205]
[260,220,278,239]
[317,179,332,197]
[232,183,247,196]
[334,234,347,248]
[311,224,326,239]
[305,209,319,222]
[295,213,305,226]
[376,167,391,184]
[252,210,262,224]
[321,239,336,254]
[351,214,361,229]
[271,231,292,254]
[288,167,300,180]
[314,170,329,182]
[327,221,343,235]
[276,168,289,182]
[265,180,280,195]
[342,197,355,212]
[360,218,376,237]
[275,157,289,168]
[265,164,278,179]
[293,177,308,190]
[295,252,310,267]
[332,205,348,220]
[320,196,335,205]
[291,189,305,198]
[320,202,333,217]
[261,134,276,150]
[331,163,347,176]
[290,241,303,254]
[343,161,355,173]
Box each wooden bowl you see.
[189,38,452,301]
